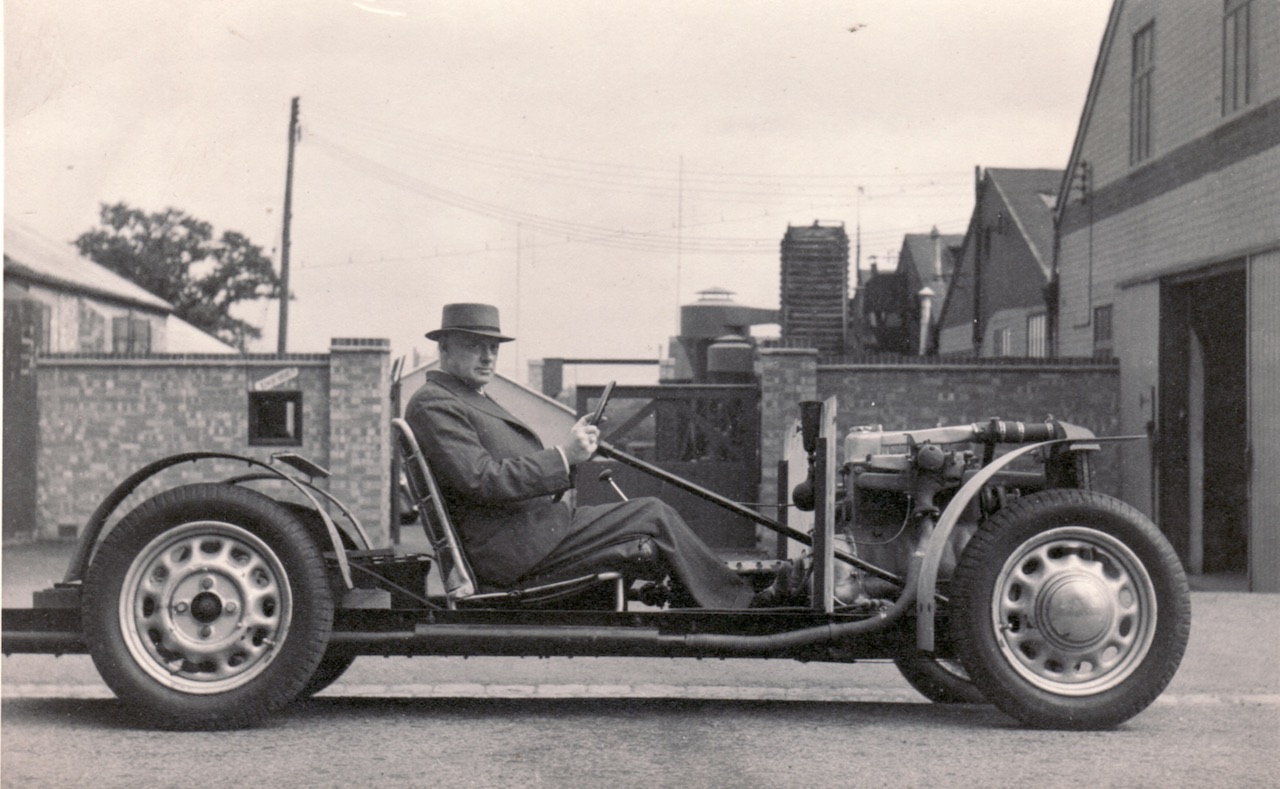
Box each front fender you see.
[915,432,1143,651]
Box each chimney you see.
[931,225,941,280]
[918,286,935,355]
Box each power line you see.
[304,101,973,197]
[297,103,974,267]
[312,133,801,252]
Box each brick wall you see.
[327,338,391,544]
[756,355,1123,513]
[756,348,818,520]
[33,338,391,544]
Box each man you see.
[404,303,753,609]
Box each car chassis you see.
[2,399,1191,731]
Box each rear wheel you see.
[951,489,1190,729]
[83,483,334,729]
[893,652,987,704]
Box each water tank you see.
[705,334,754,383]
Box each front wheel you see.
[296,648,357,699]
[951,489,1190,730]
[82,483,335,729]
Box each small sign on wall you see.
[253,367,299,391]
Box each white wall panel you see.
[1249,249,1280,591]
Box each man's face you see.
[439,333,500,390]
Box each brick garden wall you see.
[33,338,390,544]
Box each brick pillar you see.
[328,338,391,546]
[756,348,818,524]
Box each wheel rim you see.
[118,521,293,694]
[990,525,1157,696]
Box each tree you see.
[74,202,282,350]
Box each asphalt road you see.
[3,541,1278,787]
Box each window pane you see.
[1093,305,1113,344]
[1223,3,1253,115]
[1027,314,1046,358]
[248,391,304,446]
[37,302,51,353]
[112,316,130,354]
[1131,25,1154,164]
[132,319,151,354]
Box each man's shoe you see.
[750,587,781,608]
[751,560,806,608]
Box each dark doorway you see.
[1159,267,1248,575]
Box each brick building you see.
[862,228,963,356]
[1053,0,1279,590]
[937,168,1061,358]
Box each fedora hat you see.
[425,303,514,342]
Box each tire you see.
[951,489,1190,730]
[82,483,335,730]
[894,652,987,704]
[296,648,357,699]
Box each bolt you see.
[174,601,189,614]
[201,577,214,590]
[199,626,212,638]
[224,601,238,614]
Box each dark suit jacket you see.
[404,370,573,583]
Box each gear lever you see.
[598,469,629,502]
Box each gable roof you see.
[167,315,239,353]
[901,232,964,286]
[986,167,1064,277]
[1055,0,1126,217]
[3,220,172,312]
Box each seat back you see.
[391,418,477,602]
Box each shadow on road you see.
[3,694,1019,732]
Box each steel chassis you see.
[2,409,1106,669]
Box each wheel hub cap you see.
[118,521,293,694]
[991,526,1157,696]
[1040,572,1113,647]
[189,591,224,624]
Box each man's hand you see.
[561,415,600,465]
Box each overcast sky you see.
[5,0,1112,378]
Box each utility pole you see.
[278,96,300,354]
[675,155,684,322]
[855,185,863,289]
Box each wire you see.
[305,100,973,192]
[311,133,795,254]
[296,102,973,267]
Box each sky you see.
[5,0,1113,379]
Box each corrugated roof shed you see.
[3,220,172,312]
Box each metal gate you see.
[574,384,760,552]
